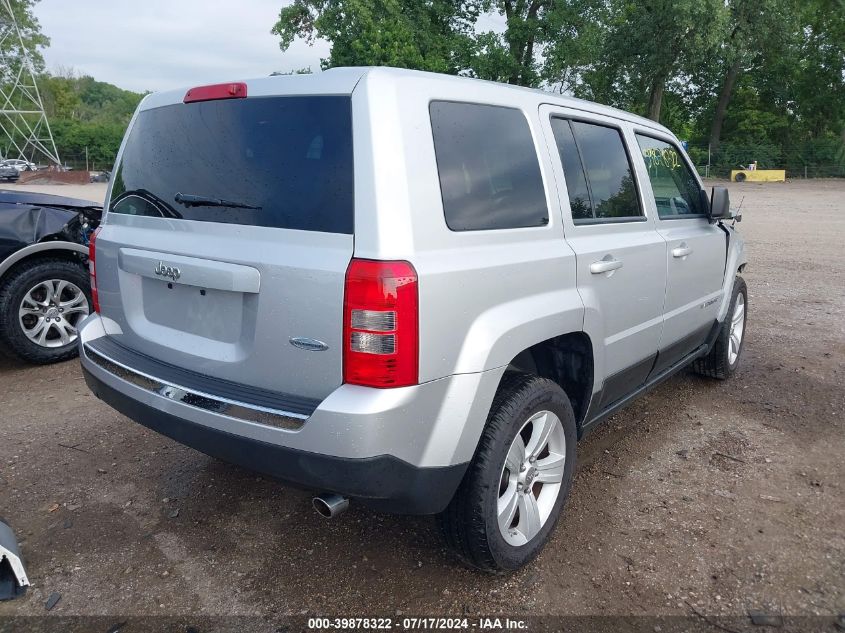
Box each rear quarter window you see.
[430,101,548,231]
[109,96,354,234]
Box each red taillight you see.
[183,82,247,103]
[343,259,418,388]
[88,226,102,313]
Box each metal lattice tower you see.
[0,0,60,165]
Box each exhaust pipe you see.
[312,493,349,519]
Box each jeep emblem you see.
[154,261,181,281]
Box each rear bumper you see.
[78,314,505,514]
[83,364,466,514]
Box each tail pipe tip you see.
[312,493,350,519]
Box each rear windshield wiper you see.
[174,192,261,210]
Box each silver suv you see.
[78,67,748,572]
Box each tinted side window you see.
[636,135,705,218]
[430,101,548,231]
[550,119,592,221]
[570,121,642,221]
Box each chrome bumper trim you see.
[83,343,306,430]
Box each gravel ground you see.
[1,182,107,204]
[0,180,842,622]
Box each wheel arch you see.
[444,329,595,468]
[717,230,748,323]
[0,242,89,283]
[504,331,595,430]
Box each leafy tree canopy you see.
[38,70,145,167]
[272,0,845,174]
[0,0,49,81]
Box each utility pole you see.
[0,0,61,167]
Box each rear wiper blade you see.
[174,192,261,210]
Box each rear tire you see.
[692,276,747,380]
[438,373,577,573]
[0,258,91,364]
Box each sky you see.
[34,0,331,93]
[33,1,506,95]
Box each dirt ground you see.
[0,180,842,623]
[1,182,107,204]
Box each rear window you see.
[430,101,548,231]
[109,96,353,234]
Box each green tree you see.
[703,0,800,152]
[269,0,844,174]
[541,0,607,94]
[695,0,844,175]
[790,0,845,141]
[585,0,728,122]
[272,0,480,73]
[272,0,561,87]
[36,70,144,168]
[476,0,554,86]
[0,0,49,82]
[40,72,82,119]
[467,0,601,88]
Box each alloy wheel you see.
[728,293,745,365]
[497,410,566,546]
[18,279,89,348]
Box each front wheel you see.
[693,276,747,380]
[438,374,577,573]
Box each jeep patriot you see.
[79,67,748,572]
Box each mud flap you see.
[0,520,29,600]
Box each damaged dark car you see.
[0,190,101,363]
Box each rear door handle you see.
[590,258,623,274]
[672,245,693,258]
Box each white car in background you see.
[1,159,37,172]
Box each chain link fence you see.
[57,151,115,173]
[686,140,845,179]
[46,142,845,180]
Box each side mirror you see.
[710,186,731,220]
